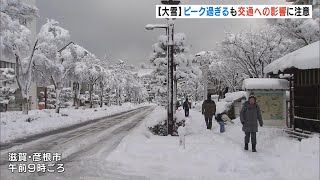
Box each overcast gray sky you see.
[37,0,289,66]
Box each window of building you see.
[0,61,5,68]
[0,61,16,73]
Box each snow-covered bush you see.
[80,91,90,104]
[148,120,168,136]
[0,68,16,110]
[148,120,186,136]
[46,85,56,109]
[59,87,73,108]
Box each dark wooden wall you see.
[294,69,320,132]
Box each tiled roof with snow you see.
[242,78,289,90]
[264,41,320,74]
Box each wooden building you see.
[264,41,320,133]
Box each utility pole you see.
[146,0,180,136]
[167,19,174,135]
[163,0,180,135]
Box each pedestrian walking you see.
[240,92,263,152]
[183,98,191,117]
[215,111,234,133]
[202,94,216,130]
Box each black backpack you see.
[215,113,224,122]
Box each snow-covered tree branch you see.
[217,26,291,78]
[1,0,38,114]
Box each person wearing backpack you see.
[202,94,216,130]
[240,92,263,152]
[215,111,234,133]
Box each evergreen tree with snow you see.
[149,33,201,106]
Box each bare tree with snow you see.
[267,15,320,50]
[210,58,245,92]
[109,60,133,106]
[193,51,218,98]
[62,43,95,109]
[1,0,38,114]
[218,26,291,78]
[32,19,70,113]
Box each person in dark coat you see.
[240,92,263,152]
[176,101,180,110]
[202,94,216,130]
[183,98,190,117]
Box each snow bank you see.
[264,41,320,74]
[224,91,246,102]
[0,103,149,144]
[215,101,232,114]
[242,78,289,90]
[144,107,167,128]
[107,106,319,180]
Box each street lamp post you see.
[167,19,174,135]
[146,23,173,135]
[146,0,180,135]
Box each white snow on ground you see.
[264,41,320,74]
[242,78,289,90]
[0,103,150,144]
[107,106,319,180]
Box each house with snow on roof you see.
[264,41,320,133]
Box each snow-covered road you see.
[0,106,155,180]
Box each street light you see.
[145,0,180,136]
[145,24,168,30]
[146,20,174,136]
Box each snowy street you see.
[0,106,155,180]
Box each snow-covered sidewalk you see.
[106,107,319,180]
[0,103,151,144]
